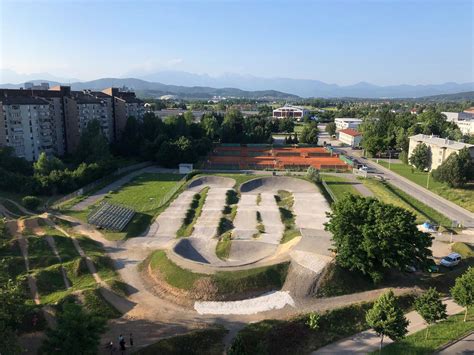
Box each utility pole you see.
[388,151,391,170]
[426,171,430,189]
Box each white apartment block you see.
[441,111,474,136]
[334,118,363,130]
[408,134,474,171]
[0,97,54,161]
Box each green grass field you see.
[378,308,474,354]
[362,178,452,227]
[377,161,474,213]
[321,174,361,201]
[177,188,209,238]
[67,173,186,240]
[216,231,232,260]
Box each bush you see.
[21,196,41,210]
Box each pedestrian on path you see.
[129,333,134,347]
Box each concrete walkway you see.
[438,332,474,354]
[313,298,464,354]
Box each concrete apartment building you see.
[408,134,474,171]
[334,118,363,130]
[0,85,144,160]
[0,96,54,161]
[442,110,474,136]
[273,104,309,119]
[337,128,362,147]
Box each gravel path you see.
[194,291,295,315]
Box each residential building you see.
[442,111,474,136]
[272,104,309,119]
[0,86,144,160]
[408,134,474,171]
[338,128,362,147]
[0,96,54,161]
[334,118,363,130]
[24,82,50,90]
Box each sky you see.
[1,0,473,85]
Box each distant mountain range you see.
[1,69,473,99]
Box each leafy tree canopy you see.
[325,194,433,283]
[409,143,431,171]
[451,267,474,322]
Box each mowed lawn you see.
[362,178,451,228]
[321,174,361,201]
[105,173,183,213]
[377,161,474,213]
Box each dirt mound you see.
[188,176,235,190]
[240,176,317,193]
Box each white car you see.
[440,253,462,268]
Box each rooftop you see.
[338,128,361,137]
[335,117,363,122]
[1,95,50,105]
[410,134,474,150]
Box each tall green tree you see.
[432,147,474,187]
[366,290,409,351]
[409,143,431,171]
[325,122,336,136]
[451,267,474,322]
[75,120,111,163]
[300,122,319,144]
[33,152,64,176]
[325,195,432,283]
[41,303,106,355]
[414,288,447,339]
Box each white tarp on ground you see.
[194,291,295,315]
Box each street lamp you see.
[426,171,430,189]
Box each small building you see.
[334,118,363,130]
[338,128,362,148]
[408,134,474,171]
[179,163,193,174]
[272,104,309,119]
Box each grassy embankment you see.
[362,178,452,228]
[145,250,289,297]
[275,190,300,243]
[320,174,361,202]
[230,294,415,355]
[137,328,228,355]
[378,307,474,354]
[377,161,474,213]
[62,173,186,241]
[176,187,209,238]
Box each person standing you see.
[129,333,134,347]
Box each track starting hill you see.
[204,145,349,171]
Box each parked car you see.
[359,165,375,173]
[440,253,462,268]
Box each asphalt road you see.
[438,332,474,354]
[337,148,474,228]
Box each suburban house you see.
[408,134,474,171]
[272,104,309,119]
[334,118,363,130]
[338,128,362,148]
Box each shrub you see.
[21,196,41,210]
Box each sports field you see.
[205,146,348,171]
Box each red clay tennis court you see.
[204,146,349,171]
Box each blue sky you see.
[1,0,472,85]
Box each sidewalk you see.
[313,298,464,354]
